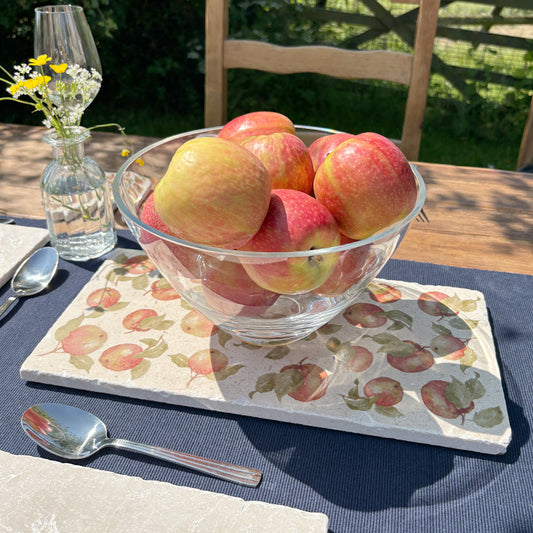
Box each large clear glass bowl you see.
[113,126,426,346]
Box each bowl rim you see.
[113,125,426,258]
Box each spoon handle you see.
[108,438,262,487]
[0,295,18,319]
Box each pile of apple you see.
[140,111,417,299]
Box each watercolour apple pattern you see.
[31,250,507,446]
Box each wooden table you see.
[1,122,532,276]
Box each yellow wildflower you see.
[135,158,145,167]
[29,54,51,66]
[50,63,68,74]
[121,149,130,157]
[8,81,23,95]
[23,76,51,90]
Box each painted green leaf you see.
[113,253,129,265]
[325,337,341,352]
[457,298,479,313]
[218,330,233,348]
[140,338,158,347]
[378,340,416,357]
[265,346,290,360]
[318,323,343,335]
[335,342,355,362]
[369,332,399,345]
[374,404,402,418]
[169,353,189,368]
[432,322,452,336]
[274,369,303,402]
[86,308,105,319]
[69,354,93,373]
[131,358,151,380]
[303,331,317,341]
[473,407,504,428]
[445,377,473,409]
[209,364,245,381]
[343,396,375,411]
[139,315,174,331]
[55,315,85,342]
[449,317,479,330]
[139,339,168,359]
[132,274,149,290]
[383,310,412,329]
[180,299,193,310]
[107,301,130,312]
[466,372,486,400]
[249,372,277,398]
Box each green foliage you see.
[0,0,530,169]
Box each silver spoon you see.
[0,247,59,319]
[21,403,262,487]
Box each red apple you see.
[308,132,357,172]
[280,360,329,402]
[153,137,271,249]
[363,377,403,406]
[240,132,314,194]
[343,302,386,328]
[201,257,279,316]
[421,380,474,422]
[368,282,402,303]
[418,291,457,318]
[313,132,418,239]
[239,189,341,294]
[140,193,202,279]
[313,235,376,296]
[99,343,144,371]
[387,340,434,373]
[218,111,295,144]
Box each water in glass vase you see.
[41,184,116,261]
[40,127,117,261]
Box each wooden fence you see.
[301,0,533,95]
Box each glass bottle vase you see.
[40,127,117,261]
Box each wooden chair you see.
[205,0,441,161]
[517,95,533,170]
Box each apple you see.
[153,137,271,249]
[343,302,386,328]
[140,193,202,279]
[239,189,341,294]
[368,282,402,303]
[201,257,279,316]
[279,360,329,402]
[218,111,295,144]
[363,377,403,406]
[313,235,376,296]
[421,380,474,423]
[418,291,458,318]
[308,132,357,172]
[313,132,418,239]
[240,132,314,194]
[99,343,144,371]
[387,340,434,373]
[430,334,468,360]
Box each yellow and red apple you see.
[153,137,271,249]
[218,111,295,144]
[314,132,417,240]
[240,132,314,194]
[239,189,341,294]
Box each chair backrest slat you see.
[205,0,441,161]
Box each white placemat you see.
[21,249,512,454]
[0,451,328,532]
[0,224,49,289]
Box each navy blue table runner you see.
[1,219,532,532]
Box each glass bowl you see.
[113,126,425,346]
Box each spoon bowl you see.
[21,403,262,487]
[0,247,59,319]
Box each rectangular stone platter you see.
[21,249,512,454]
